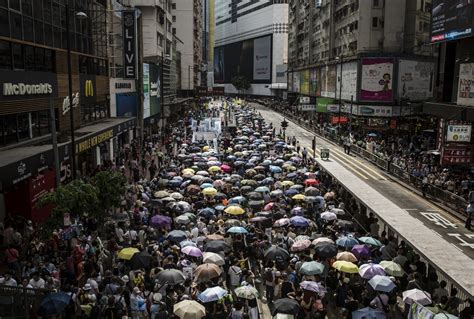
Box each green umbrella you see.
[299,261,325,275]
[358,236,382,247]
[379,261,404,277]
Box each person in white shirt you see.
[29,273,46,289]
[228,260,242,290]
[2,272,17,286]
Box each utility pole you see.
[338,54,343,130]
[49,98,60,187]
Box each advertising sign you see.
[122,10,137,79]
[288,72,293,92]
[336,61,358,101]
[310,68,319,96]
[441,146,474,165]
[356,105,396,117]
[300,70,310,95]
[214,46,225,83]
[457,63,474,106]
[0,71,58,101]
[398,60,434,101]
[431,0,473,43]
[253,36,272,81]
[446,124,472,142]
[149,64,161,117]
[321,65,336,98]
[293,72,300,93]
[316,97,333,113]
[360,58,394,102]
[276,64,287,83]
[143,63,150,118]
[79,75,96,103]
[299,105,315,111]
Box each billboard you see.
[149,64,161,117]
[122,10,137,79]
[431,0,473,43]
[457,63,474,106]
[214,35,272,83]
[253,36,272,81]
[116,93,138,117]
[360,58,394,102]
[310,68,320,96]
[446,124,472,142]
[321,65,336,98]
[293,72,300,92]
[276,64,287,83]
[143,63,150,118]
[398,60,435,101]
[336,61,358,101]
[300,70,310,95]
[288,71,293,92]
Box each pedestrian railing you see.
[269,107,469,215]
[0,285,47,318]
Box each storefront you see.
[110,78,138,118]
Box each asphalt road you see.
[254,104,474,260]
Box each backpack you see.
[378,295,390,313]
[115,295,125,317]
[265,269,274,283]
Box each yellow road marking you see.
[331,148,387,180]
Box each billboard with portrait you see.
[457,63,474,106]
[336,61,358,101]
[431,0,474,43]
[310,68,320,96]
[360,58,394,102]
[213,35,272,83]
[398,60,435,101]
[321,65,336,98]
[293,72,300,93]
[288,72,294,92]
[300,70,310,95]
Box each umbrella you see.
[312,237,334,245]
[150,215,172,228]
[336,251,358,262]
[168,230,188,243]
[173,300,206,319]
[274,218,290,227]
[305,187,320,196]
[368,275,396,293]
[204,240,231,253]
[130,251,153,269]
[155,269,186,285]
[379,261,404,277]
[269,165,283,173]
[220,164,232,173]
[299,261,325,275]
[198,208,215,218]
[358,236,383,247]
[264,202,275,211]
[205,234,224,241]
[170,192,184,200]
[314,242,338,258]
[154,190,170,198]
[234,285,259,300]
[255,186,270,193]
[208,166,221,173]
[180,240,197,248]
[182,246,203,257]
[292,194,306,201]
[304,179,320,186]
[202,187,218,196]
[272,298,300,316]
[227,226,248,234]
[200,183,213,189]
[402,289,432,305]
[264,245,290,260]
[197,287,228,303]
[38,292,71,316]
[320,211,338,221]
[332,261,359,274]
[433,314,459,319]
[118,247,139,260]
[175,215,192,224]
[291,239,311,252]
[336,236,359,248]
[300,281,326,295]
[202,252,225,266]
[224,206,245,215]
[194,263,222,282]
[359,263,386,280]
[351,244,371,259]
[225,219,242,227]
[290,216,309,227]
[352,307,386,319]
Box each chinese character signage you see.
[360,58,394,102]
[446,124,472,142]
[457,63,474,106]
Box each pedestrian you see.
[465,204,473,230]
[302,147,308,163]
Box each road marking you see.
[421,212,458,229]
[331,148,387,180]
[329,150,381,180]
[403,208,418,211]
[328,151,371,180]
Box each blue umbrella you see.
[352,307,386,319]
[200,183,214,189]
[229,196,247,205]
[214,205,226,211]
[255,186,270,193]
[39,292,71,316]
[369,275,396,292]
[197,286,228,303]
[168,179,183,187]
[269,165,283,173]
[286,172,298,179]
[290,216,309,227]
[198,208,216,218]
[284,189,299,196]
[227,226,248,234]
[336,236,359,249]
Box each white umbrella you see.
[234,285,259,300]
[202,252,225,266]
[173,300,206,319]
[402,288,431,305]
[320,211,338,221]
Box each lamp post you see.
[336,55,343,130]
[65,5,88,180]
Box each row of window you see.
[0,40,55,72]
[0,110,52,147]
[81,102,109,125]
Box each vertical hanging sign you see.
[122,10,137,79]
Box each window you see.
[44,49,54,72]
[3,115,18,145]
[33,0,43,20]
[10,12,23,39]
[373,0,379,7]
[34,47,44,70]
[17,113,30,141]
[372,17,378,28]
[0,40,11,69]
[35,20,44,44]
[172,15,176,22]
[52,2,60,26]
[43,0,52,24]
[12,43,23,69]
[32,110,50,138]
[0,8,9,37]
[172,2,176,9]
[9,0,21,11]
[24,45,35,70]
[21,0,32,16]
[45,23,53,46]
[0,0,7,8]
[23,17,34,42]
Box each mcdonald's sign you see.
[85,80,94,97]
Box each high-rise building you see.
[213,0,289,97]
[201,0,215,88]
[173,0,203,95]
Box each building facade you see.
[174,0,203,95]
[213,0,289,97]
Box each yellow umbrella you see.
[182,168,195,175]
[202,187,218,196]
[118,247,139,260]
[284,165,296,172]
[208,166,221,173]
[202,146,210,152]
[292,194,306,201]
[281,180,294,187]
[332,261,359,274]
[225,206,245,215]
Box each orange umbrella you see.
[194,263,222,283]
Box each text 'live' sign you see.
[122,10,137,79]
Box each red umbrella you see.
[304,179,320,186]
[220,164,232,173]
[263,202,275,211]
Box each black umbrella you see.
[38,292,71,316]
[314,242,338,258]
[204,240,231,253]
[249,200,264,210]
[155,269,186,285]
[271,298,301,315]
[167,230,188,243]
[130,251,153,269]
[335,220,355,231]
[264,245,290,260]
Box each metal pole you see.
[161,53,165,138]
[65,3,77,179]
[188,65,191,97]
[349,95,353,133]
[338,55,343,130]
[49,98,60,187]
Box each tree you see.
[91,170,127,216]
[231,75,251,96]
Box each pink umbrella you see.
[263,202,275,211]
[182,246,203,257]
[220,164,232,173]
[291,239,311,252]
[273,218,290,227]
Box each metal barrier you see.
[271,107,469,214]
[0,285,47,318]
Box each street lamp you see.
[65,5,88,180]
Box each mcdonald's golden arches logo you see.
[85,80,94,97]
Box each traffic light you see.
[281,119,288,129]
